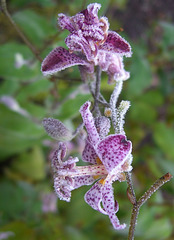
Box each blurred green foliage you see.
[0,0,174,239]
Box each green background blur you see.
[0,0,174,239]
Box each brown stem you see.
[128,172,173,240]
[1,0,42,62]
[126,171,137,205]
[138,172,173,208]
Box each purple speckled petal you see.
[58,156,79,176]
[82,3,101,24]
[82,137,98,164]
[102,181,126,230]
[65,34,93,62]
[100,31,132,57]
[52,143,79,175]
[41,47,88,76]
[84,181,107,215]
[96,134,132,172]
[73,175,95,189]
[54,175,73,202]
[52,143,67,170]
[80,101,100,146]
[58,13,75,32]
[85,180,126,229]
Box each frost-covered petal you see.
[82,3,101,24]
[100,54,130,83]
[51,143,67,170]
[65,34,93,62]
[85,179,126,229]
[100,31,132,57]
[73,175,95,189]
[54,175,73,202]
[97,52,128,83]
[82,137,98,164]
[42,118,73,141]
[84,181,107,215]
[58,156,79,176]
[96,134,132,172]
[58,13,75,32]
[51,143,79,173]
[102,181,126,230]
[80,101,100,146]
[41,47,88,76]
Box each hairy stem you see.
[128,172,173,240]
[109,81,123,131]
[1,0,42,62]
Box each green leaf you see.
[129,101,157,125]
[0,42,41,81]
[145,218,172,239]
[0,79,19,96]
[56,94,91,120]
[0,181,41,224]
[157,157,174,179]
[127,44,152,96]
[0,221,36,240]
[160,21,174,48]
[13,10,56,47]
[16,78,52,101]
[153,122,174,160]
[139,90,164,107]
[10,146,46,181]
[0,104,44,160]
[136,205,172,239]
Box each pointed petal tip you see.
[41,47,88,76]
[114,223,126,230]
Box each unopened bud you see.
[104,107,112,117]
[42,118,73,142]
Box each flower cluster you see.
[43,101,132,230]
[41,3,132,83]
[42,3,133,231]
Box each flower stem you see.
[128,172,173,240]
[126,172,136,205]
[92,66,102,115]
[1,0,42,62]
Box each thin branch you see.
[126,171,136,205]
[1,0,42,62]
[137,172,173,208]
[128,172,173,240]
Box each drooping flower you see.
[80,101,132,229]
[41,3,132,83]
[51,101,132,230]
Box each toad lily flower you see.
[41,3,132,83]
[52,101,132,230]
[80,101,132,229]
